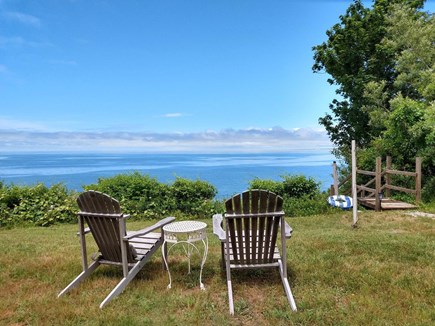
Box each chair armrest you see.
[213,214,226,241]
[284,221,293,238]
[123,216,176,240]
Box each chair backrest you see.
[77,190,135,263]
[224,189,284,265]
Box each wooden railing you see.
[331,156,422,211]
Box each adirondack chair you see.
[58,190,175,308]
[213,189,297,315]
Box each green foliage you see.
[85,172,174,219]
[281,174,319,199]
[422,176,435,203]
[0,183,23,209]
[249,174,320,199]
[0,172,336,228]
[85,172,217,219]
[313,0,393,149]
[283,194,335,217]
[314,0,428,152]
[0,183,77,227]
[383,3,435,101]
[248,178,283,195]
[314,0,435,192]
[379,96,427,160]
[170,177,217,218]
[249,174,329,216]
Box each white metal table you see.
[162,221,208,290]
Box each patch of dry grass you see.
[0,210,434,325]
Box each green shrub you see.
[0,184,24,209]
[0,172,334,228]
[0,203,13,227]
[281,174,320,198]
[0,183,77,227]
[249,174,320,198]
[85,172,174,219]
[248,178,284,195]
[422,176,435,203]
[85,173,217,219]
[283,193,335,217]
[170,177,217,218]
[211,198,226,215]
[248,174,327,216]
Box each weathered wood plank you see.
[358,198,416,210]
[384,184,416,194]
[357,169,377,176]
[385,169,417,177]
[357,185,376,193]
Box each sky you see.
[1,0,434,153]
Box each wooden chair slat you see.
[251,190,259,214]
[127,232,161,239]
[242,191,250,214]
[276,195,283,211]
[228,218,238,263]
[264,217,273,262]
[259,190,268,213]
[241,191,251,263]
[225,197,234,214]
[270,217,281,261]
[233,194,242,214]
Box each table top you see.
[163,221,207,233]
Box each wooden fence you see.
[331,156,421,211]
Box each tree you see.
[314,0,435,197]
[367,4,435,179]
[312,0,425,157]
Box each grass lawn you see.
[1,210,434,325]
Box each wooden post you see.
[352,140,358,226]
[78,216,88,270]
[332,161,339,196]
[415,157,422,203]
[375,157,382,211]
[329,185,334,196]
[385,156,391,198]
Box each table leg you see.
[163,235,208,290]
[199,236,208,290]
[161,241,172,289]
[185,243,192,274]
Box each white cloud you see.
[48,59,78,66]
[3,11,41,27]
[161,113,184,118]
[0,127,332,153]
[0,36,53,47]
[0,117,47,131]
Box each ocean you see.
[0,152,335,198]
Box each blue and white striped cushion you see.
[328,195,353,209]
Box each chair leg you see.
[99,259,147,309]
[278,260,297,311]
[225,253,234,315]
[227,279,234,315]
[58,261,100,297]
[100,239,163,308]
[220,242,225,270]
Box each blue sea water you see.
[0,152,335,198]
